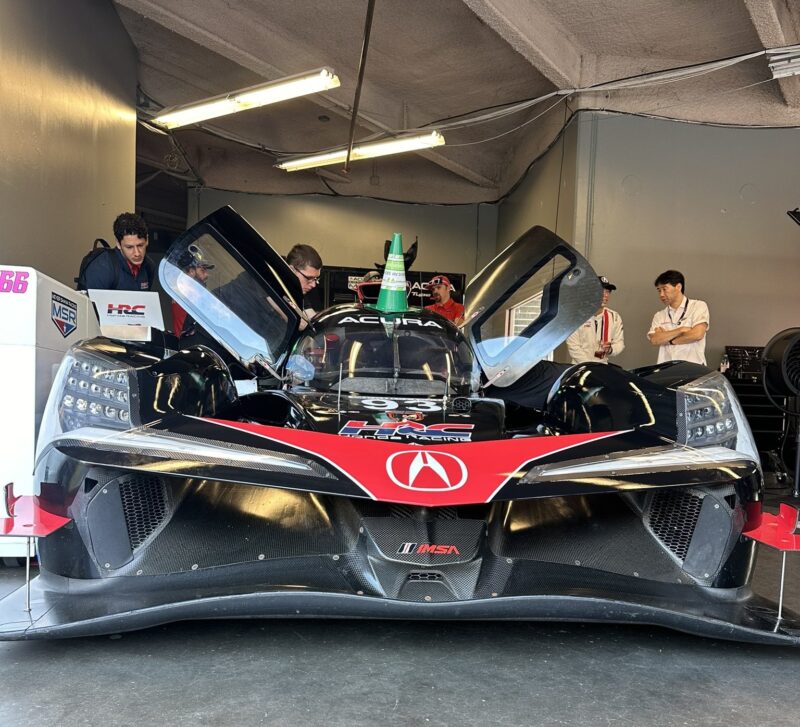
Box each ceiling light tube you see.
[276,130,446,171]
[152,68,340,129]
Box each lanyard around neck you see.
[667,296,689,325]
[594,309,610,343]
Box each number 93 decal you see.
[359,398,441,412]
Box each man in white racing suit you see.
[566,275,624,365]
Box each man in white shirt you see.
[566,276,625,364]
[647,270,710,365]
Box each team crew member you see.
[287,244,323,318]
[566,276,624,364]
[83,212,155,291]
[171,247,215,336]
[647,269,710,365]
[285,244,323,330]
[425,275,464,325]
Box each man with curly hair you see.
[83,212,155,291]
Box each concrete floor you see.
[1,490,799,727]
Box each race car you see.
[1,205,798,643]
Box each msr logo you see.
[397,543,461,555]
[107,303,146,316]
[51,292,77,337]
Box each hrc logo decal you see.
[338,419,474,442]
[107,303,146,316]
[51,293,78,338]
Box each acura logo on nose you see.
[386,451,468,491]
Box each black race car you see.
[1,206,798,643]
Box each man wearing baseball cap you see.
[425,274,464,325]
[566,275,624,365]
[171,246,215,337]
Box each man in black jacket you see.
[83,213,155,291]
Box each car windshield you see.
[160,226,299,368]
[287,316,477,396]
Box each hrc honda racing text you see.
[338,420,474,442]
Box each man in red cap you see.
[425,275,464,325]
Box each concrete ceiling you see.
[118,0,800,204]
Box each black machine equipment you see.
[762,328,800,497]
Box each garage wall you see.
[496,117,581,255]
[581,112,800,370]
[495,110,800,370]
[493,118,581,362]
[0,0,137,285]
[191,189,498,279]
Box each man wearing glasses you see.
[287,244,323,319]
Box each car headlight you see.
[37,347,139,462]
[677,372,758,463]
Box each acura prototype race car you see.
[2,206,798,644]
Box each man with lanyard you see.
[83,212,155,291]
[425,275,465,325]
[566,276,624,364]
[647,269,710,365]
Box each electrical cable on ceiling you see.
[553,98,569,238]
[635,76,777,119]
[138,45,787,165]
[445,97,566,148]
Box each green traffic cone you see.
[376,232,408,313]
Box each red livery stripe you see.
[204,418,622,507]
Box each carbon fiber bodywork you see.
[2,463,798,643]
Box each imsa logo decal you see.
[397,543,461,555]
[51,292,78,338]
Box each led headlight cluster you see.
[58,351,136,432]
[677,373,737,449]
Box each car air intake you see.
[407,571,443,582]
[119,475,169,549]
[646,490,703,561]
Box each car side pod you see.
[0,484,72,612]
[743,502,800,628]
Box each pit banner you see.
[88,289,165,329]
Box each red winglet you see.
[743,503,800,551]
[1,484,72,538]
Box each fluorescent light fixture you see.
[276,130,446,172]
[766,44,800,80]
[152,68,340,129]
